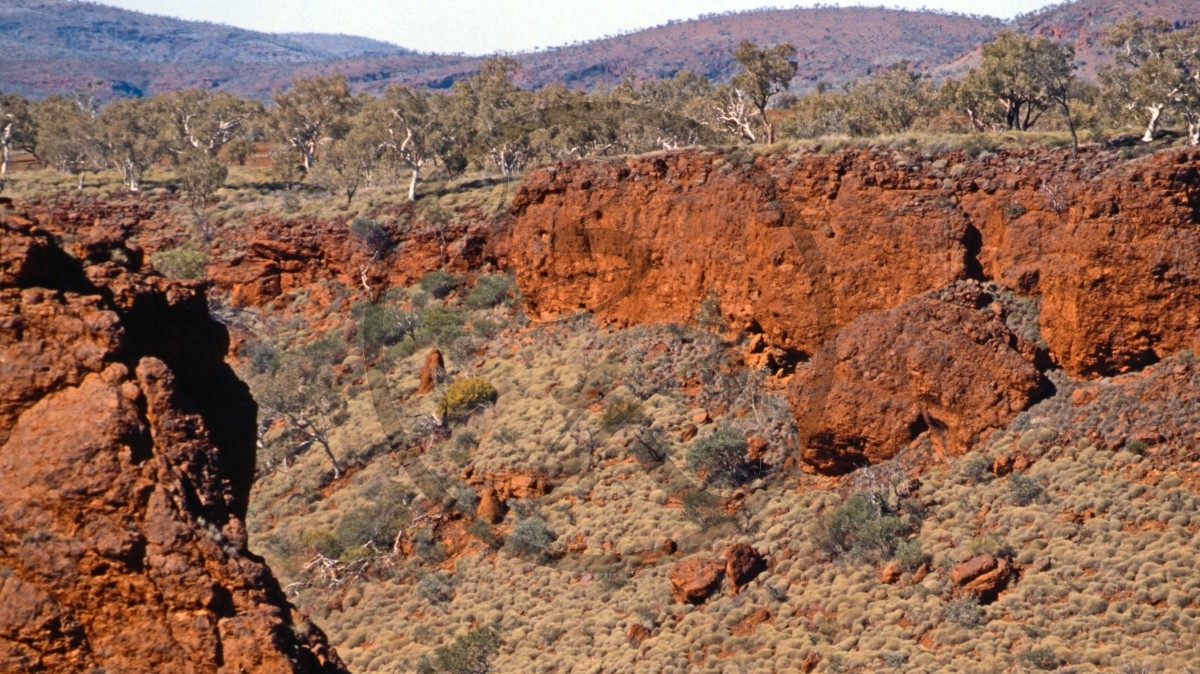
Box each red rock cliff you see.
[510,146,1200,469]
[0,213,346,672]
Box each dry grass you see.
[247,337,1200,672]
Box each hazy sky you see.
[97,1,1062,55]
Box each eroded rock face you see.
[510,147,1200,472]
[1037,155,1200,376]
[0,216,345,673]
[789,282,1048,472]
[510,150,974,357]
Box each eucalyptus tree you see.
[444,57,534,179]
[843,64,938,135]
[0,92,35,177]
[952,31,1076,134]
[270,74,357,171]
[161,89,262,158]
[98,96,168,192]
[1100,18,1200,144]
[33,95,103,189]
[359,84,435,200]
[717,40,798,144]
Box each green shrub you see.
[1008,472,1044,506]
[893,539,928,572]
[294,336,347,368]
[299,528,344,560]
[819,492,909,562]
[1020,647,1063,670]
[694,288,727,333]
[242,341,279,375]
[411,525,448,565]
[451,482,478,514]
[685,425,750,486]
[176,152,228,208]
[454,431,479,450]
[505,516,555,561]
[335,509,393,558]
[1125,439,1149,455]
[967,534,1013,558]
[419,304,466,348]
[332,487,411,560]
[355,303,417,351]
[420,269,462,299]
[1002,202,1027,220]
[416,571,455,605]
[464,273,512,310]
[942,595,984,628]
[349,217,393,255]
[416,627,502,674]
[959,455,993,483]
[149,246,207,280]
[438,378,498,422]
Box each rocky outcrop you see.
[509,150,974,357]
[951,553,1014,602]
[0,215,345,672]
[510,147,1200,472]
[788,282,1048,472]
[29,196,506,333]
[417,347,445,396]
[724,544,767,593]
[669,557,724,604]
[1037,155,1200,376]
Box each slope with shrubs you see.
[8,136,1199,672]
[239,260,1200,672]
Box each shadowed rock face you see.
[0,215,346,673]
[510,146,1200,472]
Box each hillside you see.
[937,0,1200,77]
[0,0,415,96]
[0,0,413,64]
[0,0,1190,100]
[280,32,414,59]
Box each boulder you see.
[992,454,1014,477]
[669,557,724,604]
[788,282,1047,473]
[879,560,902,584]
[951,553,1013,602]
[724,544,767,592]
[626,623,651,646]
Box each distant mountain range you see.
[0,0,1195,100]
